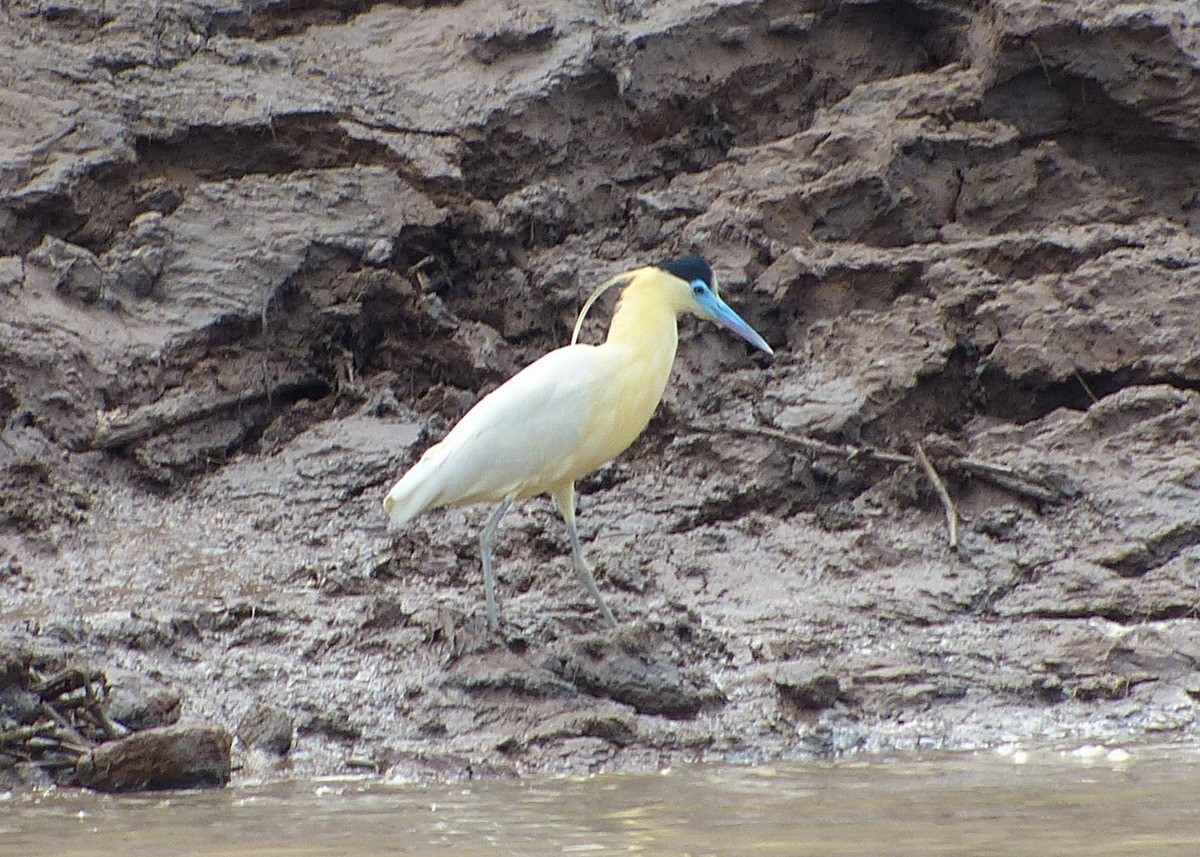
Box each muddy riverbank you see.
[2,0,1199,786]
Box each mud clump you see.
[0,646,228,792]
[75,724,232,792]
[237,701,295,757]
[3,0,1200,785]
[775,664,841,712]
[542,629,724,719]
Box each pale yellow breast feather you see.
[562,280,680,482]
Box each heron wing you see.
[416,344,614,507]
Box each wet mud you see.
[2,0,1200,785]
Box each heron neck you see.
[604,283,680,368]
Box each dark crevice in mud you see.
[134,115,402,183]
[101,220,521,477]
[113,377,334,485]
[39,4,118,28]
[776,260,935,327]
[457,73,652,203]
[1096,520,1200,579]
[878,325,1199,437]
[984,66,1193,144]
[1021,605,1200,625]
[133,113,467,212]
[212,0,376,39]
[886,0,971,69]
[977,369,1200,426]
[213,0,465,41]
[659,435,883,527]
[855,341,986,446]
[980,70,1200,229]
[0,461,90,531]
[1,194,90,258]
[456,0,959,209]
[797,70,1200,249]
[90,236,483,481]
[667,485,788,535]
[377,224,526,339]
[1054,131,1200,230]
[662,0,961,151]
[967,234,1145,282]
[968,565,1045,618]
[849,358,1197,501]
[2,114,421,258]
[455,66,710,208]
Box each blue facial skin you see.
[690,279,773,355]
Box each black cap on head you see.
[659,254,713,287]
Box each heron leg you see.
[480,498,513,630]
[554,484,618,628]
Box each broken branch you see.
[92,375,321,450]
[914,441,959,549]
[717,423,1066,506]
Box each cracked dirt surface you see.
[3,0,1200,784]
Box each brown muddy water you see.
[4,745,1200,856]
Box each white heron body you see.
[385,280,678,523]
[384,259,771,629]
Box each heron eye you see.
[691,282,705,296]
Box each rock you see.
[526,709,637,747]
[74,723,233,792]
[101,211,172,298]
[106,671,182,731]
[26,236,111,304]
[444,651,578,699]
[542,633,723,719]
[774,664,841,710]
[0,652,39,727]
[237,701,294,756]
[0,683,41,727]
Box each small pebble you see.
[1069,744,1107,761]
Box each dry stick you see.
[724,424,914,466]
[38,704,91,753]
[92,375,320,449]
[0,724,59,748]
[1073,368,1100,404]
[950,459,1063,504]
[914,441,959,549]
[84,679,123,741]
[721,424,1062,505]
[35,667,104,700]
[33,757,82,769]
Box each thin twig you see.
[1073,368,1099,404]
[914,441,959,549]
[92,376,320,449]
[950,459,1063,504]
[723,424,914,466]
[720,423,1064,505]
[1031,41,1054,86]
[35,667,104,700]
[0,724,58,748]
[38,704,91,753]
[84,679,123,742]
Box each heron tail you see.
[382,453,444,527]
